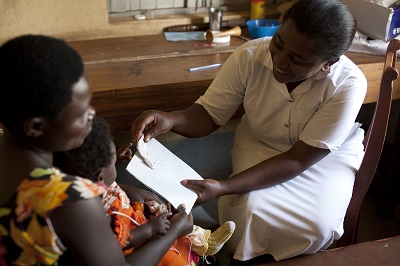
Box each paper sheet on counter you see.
[126,137,203,214]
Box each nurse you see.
[132,0,366,263]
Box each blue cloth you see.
[164,32,205,41]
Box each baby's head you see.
[54,116,117,186]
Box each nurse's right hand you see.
[181,179,224,204]
[131,110,174,143]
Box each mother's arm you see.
[50,198,192,266]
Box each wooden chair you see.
[232,39,400,265]
[335,38,400,247]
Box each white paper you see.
[136,135,154,168]
[126,137,203,214]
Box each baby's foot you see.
[206,221,236,256]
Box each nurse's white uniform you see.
[195,38,367,261]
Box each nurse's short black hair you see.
[0,35,84,129]
[283,0,357,61]
[54,117,113,182]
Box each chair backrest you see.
[335,39,400,248]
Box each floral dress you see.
[0,167,105,265]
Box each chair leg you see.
[377,112,400,219]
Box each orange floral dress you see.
[102,182,198,266]
[0,167,106,265]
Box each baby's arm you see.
[116,143,133,165]
[124,212,171,249]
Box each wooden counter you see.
[68,34,400,135]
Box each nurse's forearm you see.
[221,141,330,194]
[222,155,301,194]
[170,104,220,137]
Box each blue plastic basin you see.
[246,19,280,38]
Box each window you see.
[108,0,251,19]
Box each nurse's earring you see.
[321,58,340,72]
[321,64,330,72]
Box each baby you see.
[54,117,235,264]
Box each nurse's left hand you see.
[181,179,223,204]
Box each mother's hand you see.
[181,179,224,204]
[169,204,194,237]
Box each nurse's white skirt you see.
[218,123,365,261]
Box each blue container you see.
[246,19,280,38]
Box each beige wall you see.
[0,0,212,43]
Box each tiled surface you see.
[110,0,129,12]
[129,0,140,10]
[140,0,157,10]
[157,0,174,9]
[109,0,249,12]
[174,0,185,8]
